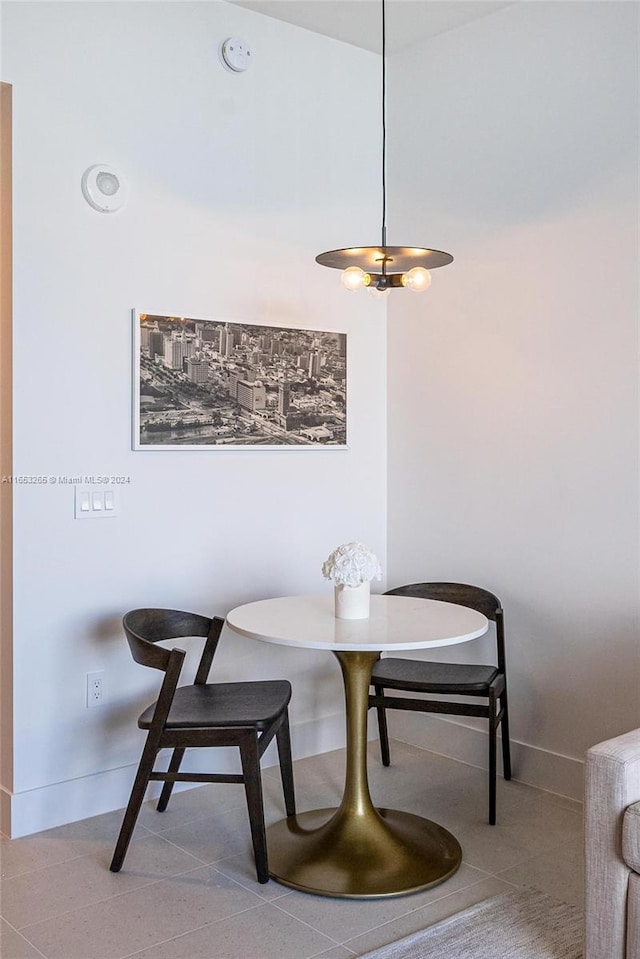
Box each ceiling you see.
[227,0,514,54]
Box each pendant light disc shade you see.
[314,0,453,293]
[315,246,453,274]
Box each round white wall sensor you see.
[81,164,128,213]
[219,37,252,73]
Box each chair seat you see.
[372,658,499,694]
[138,680,292,730]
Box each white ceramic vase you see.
[334,581,370,620]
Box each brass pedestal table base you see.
[268,649,461,898]
[267,805,461,899]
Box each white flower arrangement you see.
[322,542,382,589]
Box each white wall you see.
[387,1,639,798]
[1,1,387,835]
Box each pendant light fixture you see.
[316,0,453,296]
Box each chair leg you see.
[239,733,269,884]
[276,712,296,817]
[489,690,497,826]
[157,747,186,812]
[374,685,391,767]
[110,738,158,872]
[500,689,512,781]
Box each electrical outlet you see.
[86,671,105,708]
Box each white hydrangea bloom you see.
[322,542,382,588]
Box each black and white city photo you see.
[134,312,347,448]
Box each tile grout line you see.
[138,801,249,836]
[0,823,157,882]
[268,898,347,948]
[135,829,218,866]
[117,899,280,959]
[211,860,296,903]
[309,943,358,959]
[12,860,234,937]
[1,914,50,959]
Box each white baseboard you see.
[1,712,348,838]
[388,712,584,802]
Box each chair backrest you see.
[384,583,506,671]
[122,608,223,682]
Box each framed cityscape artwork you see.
[132,311,348,449]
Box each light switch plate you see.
[75,487,118,518]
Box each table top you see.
[226,594,488,652]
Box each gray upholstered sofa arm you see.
[585,729,640,959]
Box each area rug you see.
[359,889,582,959]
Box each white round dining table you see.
[226,593,488,899]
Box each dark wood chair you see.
[110,608,295,883]
[368,583,511,825]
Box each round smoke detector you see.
[219,37,252,73]
[81,164,128,213]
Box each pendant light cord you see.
[381,0,387,248]
[315,0,452,280]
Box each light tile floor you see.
[0,741,584,959]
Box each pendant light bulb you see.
[368,285,391,299]
[402,267,432,292]
[341,266,370,291]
